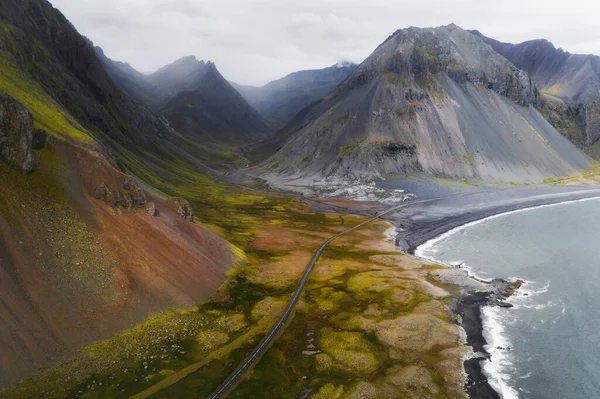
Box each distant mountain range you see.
[96,51,272,145]
[232,62,357,129]
[97,49,357,140]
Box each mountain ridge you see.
[96,49,273,146]
[255,24,589,184]
[233,62,357,129]
[161,62,273,145]
[470,30,600,149]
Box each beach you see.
[383,184,600,398]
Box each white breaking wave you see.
[481,306,520,399]
[414,196,600,399]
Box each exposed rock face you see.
[169,197,194,221]
[472,30,600,149]
[0,95,34,173]
[257,24,589,183]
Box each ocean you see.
[416,197,600,399]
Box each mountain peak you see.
[334,61,355,69]
[174,55,200,64]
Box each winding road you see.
[207,195,456,398]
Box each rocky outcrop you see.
[168,197,194,221]
[31,128,55,149]
[93,178,146,213]
[146,202,157,216]
[0,95,34,173]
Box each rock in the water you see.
[31,128,55,149]
[169,197,194,221]
[0,95,34,173]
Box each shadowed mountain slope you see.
[94,46,161,107]
[97,51,272,145]
[0,0,173,152]
[233,62,357,129]
[161,63,272,145]
[256,24,589,183]
[471,30,600,149]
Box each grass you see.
[541,85,561,97]
[0,21,467,398]
[0,48,95,146]
[338,138,366,157]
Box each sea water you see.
[416,197,600,399]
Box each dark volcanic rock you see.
[0,95,34,173]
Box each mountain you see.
[0,0,240,388]
[470,30,600,150]
[94,45,160,107]
[233,62,357,129]
[146,55,212,105]
[97,51,272,145]
[0,0,174,153]
[257,24,589,183]
[160,62,272,145]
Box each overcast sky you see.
[49,0,600,86]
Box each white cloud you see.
[48,0,600,85]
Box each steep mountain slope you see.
[0,0,172,151]
[471,31,600,149]
[161,63,272,145]
[94,45,161,107]
[233,62,357,128]
[0,97,238,388]
[0,0,243,388]
[147,55,211,105]
[259,24,589,183]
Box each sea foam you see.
[414,196,600,398]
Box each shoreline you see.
[391,188,600,398]
[395,187,600,254]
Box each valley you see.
[1,1,600,398]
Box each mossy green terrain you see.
[1,178,467,399]
[0,45,95,146]
[0,18,466,399]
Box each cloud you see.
[48,0,600,85]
